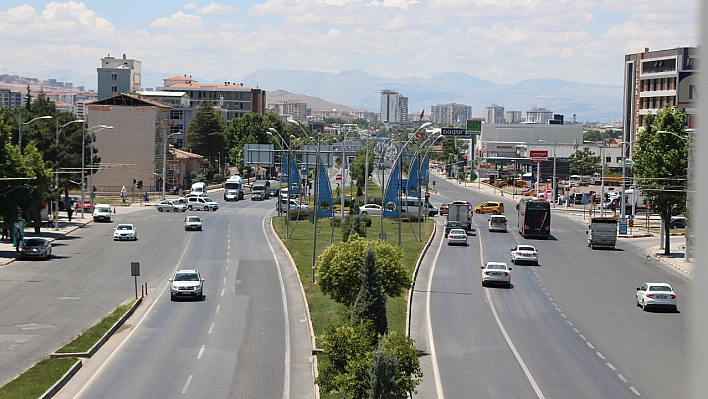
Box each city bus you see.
[516,198,551,238]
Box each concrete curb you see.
[268,217,320,399]
[50,297,142,359]
[648,247,694,277]
[406,222,437,337]
[38,358,82,399]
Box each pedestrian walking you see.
[47,213,54,228]
[67,207,73,222]
[173,185,178,195]
[1,221,8,240]
[14,228,21,251]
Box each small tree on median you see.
[352,248,387,337]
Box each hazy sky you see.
[0,0,700,88]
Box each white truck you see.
[446,201,473,231]
[587,217,618,250]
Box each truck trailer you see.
[587,217,618,250]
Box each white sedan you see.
[446,229,468,246]
[481,262,512,288]
[113,224,138,241]
[359,204,382,216]
[510,245,539,265]
[157,200,187,212]
[636,283,678,312]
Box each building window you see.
[616,157,622,163]
[111,73,117,81]
[111,85,118,93]
[175,139,183,149]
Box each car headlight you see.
[172,285,179,290]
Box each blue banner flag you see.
[317,161,333,218]
[383,161,401,218]
[289,154,300,192]
[281,154,289,183]
[407,157,419,197]
[420,155,429,185]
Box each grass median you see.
[0,298,138,398]
[272,216,434,337]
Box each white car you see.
[636,283,678,312]
[157,200,187,212]
[359,204,382,216]
[481,262,512,288]
[113,224,137,241]
[488,215,508,232]
[184,216,203,231]
[170,269,204,301]
[93,204,112,222]
[446,228,468,246]
[510,245,539,265]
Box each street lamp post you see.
[288,119,321,283]
[19,115,52,154]
[55,118,84,229]
[162,131,176,200]
[268,128,296,239]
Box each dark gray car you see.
[20,238,52,260]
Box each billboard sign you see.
[529,150,549,162]
[441,127,469,137]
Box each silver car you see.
[170,269,204,301]
[113,224,138,241]
[184,216,203,231]
[20,238,52,260]
[481,261,512,288]
[157,200,187,212]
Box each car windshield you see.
[518,246,535,251]
[186,217,200,222]
[649,286,672,292]
[117,225,133,230]
[203,198,214,202]
[174,273,199,282]
[96,206,110,212]
[25,239,45,246]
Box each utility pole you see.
[398,132,402,247]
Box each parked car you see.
[336,174,342,180]
[184,216,203,231]
[113,224,138,241]
[510,245,539,265]
[92,204,112,222]
[670,216,686,229]
[157,200,187,212]
[187,196,219,211]
[636,283,677,312]
[359,204,382,216]
[170,269,204,301]
[474,201,504,215]
[19,238,52,260]
[439,203,449,216]
[446,228,468,246]
[481,262,512,288]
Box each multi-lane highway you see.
[0,195,316,398]
[411,175,689,398]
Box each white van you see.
[93,204,112,222]
[399,196,438,216]
[190,182,206,196]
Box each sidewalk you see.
[431,170,694,278]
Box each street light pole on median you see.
[56,118,84,229]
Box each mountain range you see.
[29,67,623,123]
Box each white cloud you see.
[195,3,238,15]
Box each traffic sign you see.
[441,127,469,137]
[529,150,549,162]
[466,120,482,133]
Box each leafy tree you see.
[569,147,601,175]
[224,111,283,170]
[368,348,399,399]
[351,146,375,193]
[438,138,458,175]
[351,215,366,239]
[185,100,226,161]
[341,216,353,242]
[633,106,688,255]
[317,237,409,307]
[352,248,387,336]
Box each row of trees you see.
[0,94,95,232]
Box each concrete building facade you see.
[485,104,505,124]
[380,89,408,125]
[431,103,473,127]
[525,107,554,124]
[623,46,698,156]
[97,54,142,100]
[273,100,307,124]
[505,110,522,124]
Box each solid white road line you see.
[262,216,292,399]
[478,228,546,399]
[425,224,446,399]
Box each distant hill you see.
[242,69,623,123]
[266,90,359,113]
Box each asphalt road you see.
[410,175,689,398]
[1,196,316,398]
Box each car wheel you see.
[511,258,515,264]
[481,281,486,287]
[188,205,193,211]
[492,210,498,215]
[204,206,209,211]
[641,300,647,311]
[158,207,163,212]
[361,211,368,215]
[475,210,481,214]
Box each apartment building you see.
[431,103,473,127]
[525,107,554,124]
[380,89,408,125]
[505,110,522,124]
[137,91,192,149]
[97,54,142,100]
[485,104,505,124]
[0,89,22,108]
[273,100,307,124]
[623,46,698,156]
